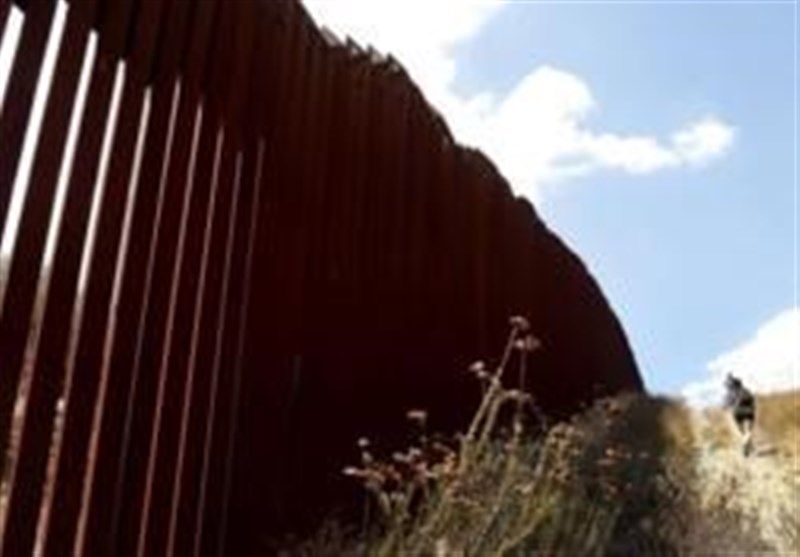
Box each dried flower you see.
[468,360,486,374]
[406,409,428,426]
[343,466,360,477]
[509,315,530,332]
[513,334,541,353]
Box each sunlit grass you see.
[755,390,800,458]
[283,319,693,556]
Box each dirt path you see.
[689,407,799,554]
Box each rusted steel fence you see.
[0,0,275,553]
[0,0,640,553]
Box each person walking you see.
[724,374,756,457]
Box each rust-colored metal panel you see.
[421,122,447,352]
[300,37,336,351]
[231,36,354,542]
[167,24,268,557]
[264,10,315,363]
[233,1,322,545]
[483,164,509,353]
[0,0,55,248]
[0,0,104,551]
[459,153,486,357]
[452,151,474,364]
[359,53,387,338]
[0,0,11,46]
[245,16,328,537]
[457,152,479,361]
[291,20,327,350]
[387,72,412,345]
[498,193,518,335]
[180,10,276,557]
[141,1,261,555]
[436,139,458,354]
[402,86,433,351]
[264,9,311,350]
[450,150,470,355]
[386,63,413,380]
[43,0,164,552]
[0,0,56,461]
[227,0,302,549]
[193,149,243,557]
[316,45,363,353]
[190,154,255,557]
[473,160,493,356]
[341,49,371,320]
[79,0,196,553]
[326,43,355,302]
[193,22,276,537]
[134,0,232,552]
[361,59,386,327]
[395,91,431,388]
[470,155,488,353]
[205,146,268,557]
[375,64,409,357]
[190,149,242,557]
[292,30,336,400]
[102,1,224,555]
[244,0,306,471]
[245,0,301,350]
[507,199,530,319]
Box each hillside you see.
[288,386,799,555]
[686,391,799,554]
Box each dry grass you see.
[696,389,800,482]
[755,390,800,459]
[684,391,800,554]
[282,320,693,556]
[282,336,800,556]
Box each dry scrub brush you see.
[288,319,689,556]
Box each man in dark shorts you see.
[724,374,756,456]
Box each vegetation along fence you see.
[0,0,640,554]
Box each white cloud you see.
[302,0,736,203]
[683,308,800,407]
[303,0,500,113]
[671,116,737,166]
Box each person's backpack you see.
[736,387,755,411]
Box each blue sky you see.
[454,1,796,396]
[304,0,798,402]
[0,1,796,402]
